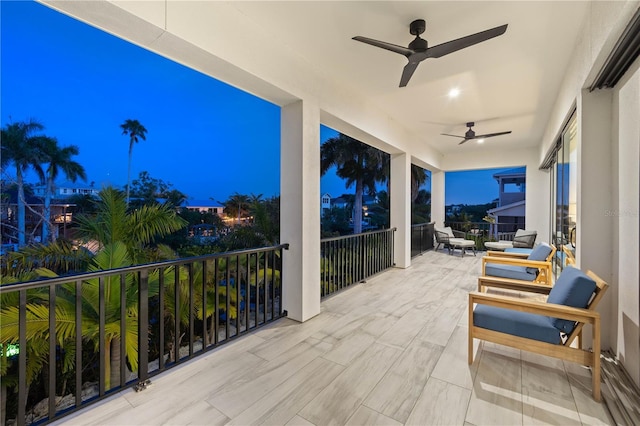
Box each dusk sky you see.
[2,1,504,206]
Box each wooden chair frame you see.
[468,270,608,401]
[563,245,576,266]
[478,245,557,292]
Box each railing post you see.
[18,290,27,426]
[134,269,150,391]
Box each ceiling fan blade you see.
[352,36,414,56]
[441,133,464,138]
[458,139,472,145]
[474,131,512,138]
[425,24,508,59]
[399,61,420,87]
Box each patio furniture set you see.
[463,236,608,402]
[434,226,537,257]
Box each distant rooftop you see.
[181,199,224,208]
[492,167,526,179]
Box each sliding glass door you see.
[550,112,577,275]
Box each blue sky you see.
[2,1,503,205]
[445,168,504,205]
[2,1,282,201]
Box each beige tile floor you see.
[55,250,613,425]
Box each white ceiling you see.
[228,1,590,154]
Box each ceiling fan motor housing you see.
[409,37,428,51]
[410,19,426,35]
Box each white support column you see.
[390,153,411,268]
[431,170,445,227]
[280,100,321,322]
[577,88,614,349]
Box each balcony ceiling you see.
[45,1,591,158]
[226,1,589,154]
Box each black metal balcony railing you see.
[445,221,521,249]
[320,228,396,298]
[411,222,434,257]
[0,244,288,426]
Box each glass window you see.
[550,111,577,275]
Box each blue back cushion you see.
[547,266,597,333]
[525,243,552,274]
[527,243,552,261]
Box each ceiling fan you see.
[442,122,512,145]
[353,19,507,87]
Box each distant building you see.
[1,192,75,244]
[486,167,526,233]
[321,193,332,215]
[445,204,464,215]
[33,181,99,198]
[320,193,379,230]
[180,199,225,216]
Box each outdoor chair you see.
[469,266,608,401]
[435,226,476,257]
[478,243,556,292]
[484,229,538,251]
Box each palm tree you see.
[75,187,187,263]
[411,164,429,202]
[321,134,386,234]
[120,119,147,205]
[224,193,251,224]
[40,137,86,243]
[1,187,188,393]
[1,120,46,246]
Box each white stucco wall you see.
[614,60,640,384]
[538,0,640,382]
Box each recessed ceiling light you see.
[448,88,460,98]
[477,139,485,144]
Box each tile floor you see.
[55,250,613,425]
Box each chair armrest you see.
[435,231,450,244]
[452,230,466,238]
[469,292,599,324]
[481,256,550,268]
[477,276,553,294]
[485,251,529,259]
[481,256,553,286]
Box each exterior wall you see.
[539,0,640,383]
[613,59,640,384]
[499,191,526,207]
[577,88,614,349]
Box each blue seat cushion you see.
[485,263,536,281]
[525,243,552,274]
[547,266,596,333]
[474,305,561,344]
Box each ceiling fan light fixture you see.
[448,88,460,98]
[477,139,485,144]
